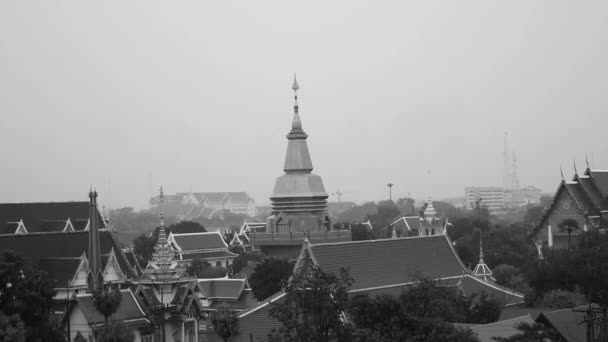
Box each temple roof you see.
[0,230,138,280]
[198,278,247,299]
[75,289,148,326]
[0,202,105,235]
[302,235,469,292]
[169,231,228,251]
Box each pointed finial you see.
[586,155,590,170]
[292,73,299,92]
[560,165,565,181]
[159,186,165,227]
[479,234,484,262]
[574,160,578,175]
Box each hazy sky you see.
[1,1,607,209]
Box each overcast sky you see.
[1,1,607,209]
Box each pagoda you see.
[248,76,351,258]
[472,236,494,282]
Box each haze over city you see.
[1,1,607,209]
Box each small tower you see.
[143,187,182,281]
[472,235,493,282]
[419,199,446,236]
[87,188,103,292]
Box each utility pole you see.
[387,183,394,202]
[66,280,71,340]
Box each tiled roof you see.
[38,257,82,286]
[565,182,596,215]
[536,304,598,342]
[0,230,138,280]
[459,275,524,306]
[589,170,608,198]
[0,202,105,235]
[226,192,252,203]
[306,235,468,292]
[209,289,257,311]
[463,315,535,342]
[198,278,246,299]
[180,250,237,260]
[171,232,227,251]
[576,176,604,209]
[76,289,148,325]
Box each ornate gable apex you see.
[14,219,27,234]
[63,217,75,232]
[71,252,90,287]
[102,247,126,283]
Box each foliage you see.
[396,197,416,216]
[132,234,156,267]
[541,289,587,309]
[493,264,520,286]
[492,322,560,342]
[210,304,238,342]
[169,221,207,234]
[336,202,379,223]
[185,258,227,278]
[366,201,400,230]
[524,231,608,306]
[95,320,135,342]
[468,292,503,324]
[350,223,377,241]
[0,250,65,342]
[0,313,26,342]
[269,265,354,342]
[93,287,122,326]
[349,289,482,342]
[249,258,293,300]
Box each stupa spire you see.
[472,234,493,280]
[284,75,313,172]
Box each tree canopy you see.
[249,258,293,300]
[0,250,65,342]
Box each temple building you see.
[133,188,204,342]
[390,200,449,237]
[230,234,524,341]
[247,76,351,258]
[167,231,237,268]
[531,165,608,255]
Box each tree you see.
[493,264,520,286]
[210,304,238,342]
[269,265,354,342]
[93,286,122,341]
[167,221,206,234]
[132,233,156,267]
[558,218,580,251]
[0,250,65,342]
[185,258,227,278]
[249,258,292,300]
[541,289,586,309]
[396,198,416,216]
[492,322,560,342]
[0,313,26,342]
[350,223,376,241]
[366,201,400,231]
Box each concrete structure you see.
[248,76,351,258]
[465,186,506,215]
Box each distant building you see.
[247,77,351,258]
[519,185,542,205]
[465,187,506,215]
[531,166,608,255]
[390,200,449,237]
[149,191,257,218]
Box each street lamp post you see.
[387,183,394,202]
